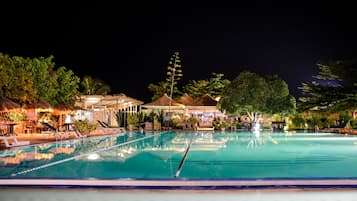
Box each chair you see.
[102,121,115,128]
[24,120,35,134]
[41,122,69,139]
[41,122,58,132]
[97,120,107,128]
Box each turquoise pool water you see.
[1,131,357,180]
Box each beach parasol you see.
[0,97,21,112]
[22,99,53,121]
[23,99,53,113]
[53,103,76,115]
[53,103,76,126]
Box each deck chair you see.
[102,121,126,132]
[41,122,68,139]
[42,122,58,132]
[102,121,115,128]
[97,120,107,128]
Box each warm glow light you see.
[87,153,100,160]
[86,97,101,103]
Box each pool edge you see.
[2,179,357,190]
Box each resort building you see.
[141,93,225,128]
[74,94,143,127]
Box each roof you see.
[23,99,53,112]
[176,93,196,106]
[0,97,21,112]
[143,94,183,107]
[75,94,143,110]
[192,94,218,106]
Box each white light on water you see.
[87,153,100,160]
[253,123,260,133]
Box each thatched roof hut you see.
[0,97,21,112]
[23,99,53,113]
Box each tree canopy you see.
[80,75,111,95]
[147,81,172,101]
[0,53,80,105]
[220,71,296,122]
[299,59,357,112]
[183,72,230,98]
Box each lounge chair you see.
[96,120,126,133]
[41,122,58,132]
[41,122,68,139]
[70,124,86,138]
[0,136,30,148]
[102,121,112,128]
[97,120,107,128]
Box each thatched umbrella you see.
[23,99,53,113]
[0,97,21,112]
[23,99,53,121]
[53,103,75,115]
[53,103,76,127]
[0,97,22,123]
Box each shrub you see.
[127,113,139,128]
[187,117,199,124]
[234,122,243,129]
[74,119,98,133]
[212,117,228,129]
[291,114,305,129]
[8,111,26,122]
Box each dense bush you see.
[74,119,98,133]
[291,114,305,129]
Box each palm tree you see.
[80,75,111,95]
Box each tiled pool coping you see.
[3,179,357,201]
[2,179,357,190]
[2,182,357,201]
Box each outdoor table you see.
[0,123,17,135]
[63,123,73,132]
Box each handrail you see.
[175,139,192,178]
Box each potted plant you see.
[127,113,138,131]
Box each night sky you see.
[1,1,356,102]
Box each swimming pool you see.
[0,131,357,188]
[1,130,357,181]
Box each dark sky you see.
[1,1,356,102]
